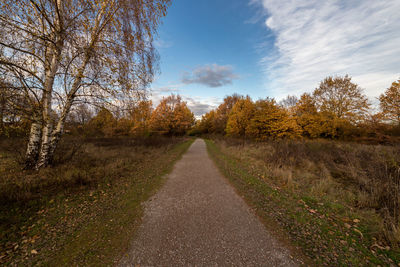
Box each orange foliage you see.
[129,100,153,136]
[149,95,194,136]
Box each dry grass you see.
[0,136,183,204]
[207,138,400,265]
[218,138,400,245]
[0,136,192,265]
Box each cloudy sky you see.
[151,0,400,117]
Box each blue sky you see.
[151,0,400,117]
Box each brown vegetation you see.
[0,136,192,265]
[207,138,400,265]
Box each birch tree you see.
[0,0,170,169]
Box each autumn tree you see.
[149,95,194,136]
[225,96,254,137]
[0,0,170,169]
[198,110,216,134]
[279,95,298,111]
[213,94,243,134]
[85,108,116,137]
[295,93,337,138]
[128,100,153,136]
[247,98,301,140]
[313,75,370,122]
[379,78,400,125]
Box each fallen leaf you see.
[31,249,38,254]
[353,228,363,238]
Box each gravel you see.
[119,139,298,266]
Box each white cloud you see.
[254,0,400,100]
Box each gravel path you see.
[119,139,298,266]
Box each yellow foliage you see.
[313,75,370,122]
[246,98,302,140]
[226,97,254,137]
[295,94,337,138]
[213,94,243,134]
[129,100,152,136]
[379,78,400,125]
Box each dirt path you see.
[119,139,298,266]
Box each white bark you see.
[36,3,108,168]
[25,115,42,169]
[34,0,65,169]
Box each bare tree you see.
[0,0,170,168]
[279,95,298,110]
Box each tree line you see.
[196,75,400,141]
[65,95,194,137]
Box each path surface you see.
[119,139,298,266]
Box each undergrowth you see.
[0,136,193,266]
[206,138,400,266]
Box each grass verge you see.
[0,137,194,266]
[205,138,400,266]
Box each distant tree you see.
[128,100,153,136]
[149,95,194,136]
[198,110,216,134]
[247,98,301,140]
[379,79,400,125]
[214,94,243,134]
[225,96,254,137]
[0,80,30,136]
[70,104,93,126]
[313,75,370,122]
[85,108,116,137]
[295,93,337,138]
[279,95,298,111]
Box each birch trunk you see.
[35,53,60,169]
[24,114,42,169]
[0,96,4,135]
[35,3,107,168]
[36,51,91,168]
[34,0,64,169]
